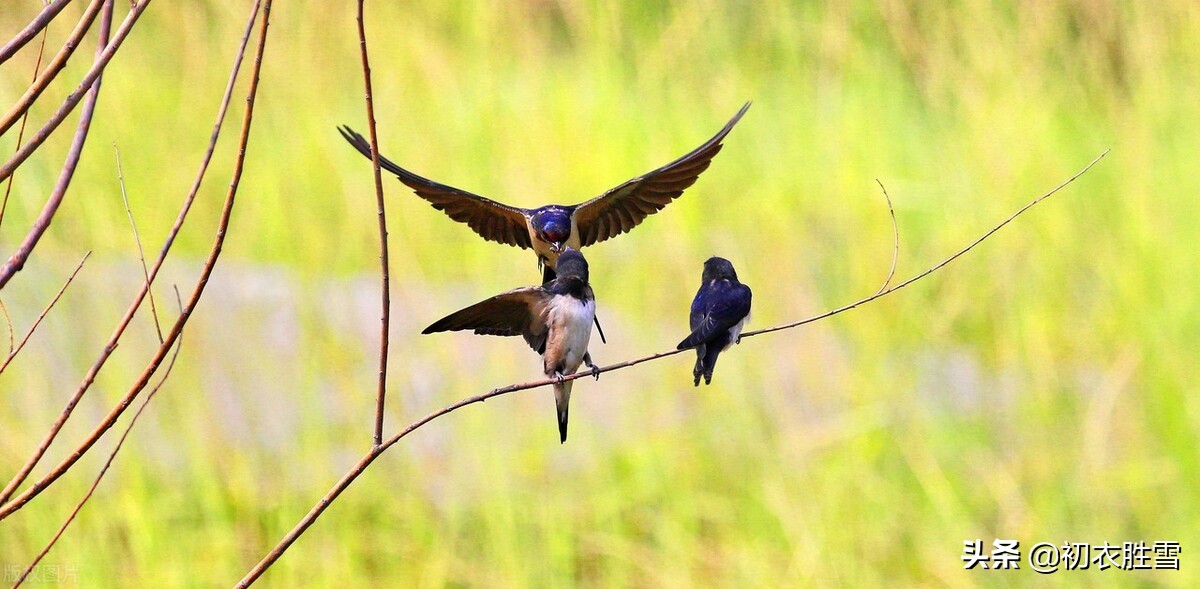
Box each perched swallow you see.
[339,102,750,282]
[422,249,599,443]
[677,257,752,386]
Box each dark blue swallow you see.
[339,102,750,283]
[422,249,599,443]
[677,257,752,386]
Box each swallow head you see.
[701,256,738,282]
[532,208,572,253]
[554,248,589,283]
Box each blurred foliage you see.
[0,0,1197,586]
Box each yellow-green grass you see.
[1,1,1196,586]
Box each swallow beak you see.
[550,242,564,254]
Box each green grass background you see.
[1,0,1197,586]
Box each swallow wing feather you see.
[422,286,550,353]
[340,126,532,248]
[676,282,752,350]
[571,102,750,246]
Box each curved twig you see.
[1,20,52,231]
[354,0,392,448]
[11,294,183,589]
[0,0,118,291]
[0,0,263,508]
[0,252,90,376]
[236,150,1109,586]
[0,0,73,66]
[0,0,152,187]
[114,144,163,343]
[0,0,272,518]
[873,180,899,295]
[0,0,107,137]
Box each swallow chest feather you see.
[543,295,595,375]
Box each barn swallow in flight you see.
[422,249,599,443]
[677,257,752,386]
[339,102,750,283]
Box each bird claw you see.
[554,372,565,385]
[735,336,743,345]
[589,364,601,380]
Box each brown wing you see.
[339,126,532,248]
[571,102,750,246]
[421,286,549,353]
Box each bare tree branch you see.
[0,0,118,291]
[0,0,107,137]
[0,0,73,65]
[0,0,152,186]
[11,290,184,589]
[353,0,392,448]
[873,180,899,295]
[0,21,52,231]
[236,150,1109,586]
[0,252,90,376]
[0,0,274,521]
[0,0,263,507]
[114,143,163,343]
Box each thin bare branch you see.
[114,143,163,343]
[0,299,12,356]
[236,152,1108,586]
[0,0,152,186]
[1,22,52,231]
[0,0,274,520]
[0,252,90,375]
[873,180,899,296]
[0,0,263,507]
[11,295,184,589]
[0,0,107,137]
[0,0,73,65]
[744,149,1109,339]
[0,0,116,291]
[354,0,392,448]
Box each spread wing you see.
[422,286,550,353]
[677,282,752,350]
[339,126,532,248]
[572,102,750,246]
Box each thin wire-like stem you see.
[873,180,899,296]
[11,305,183,589]
[0,0,107,137]
[114,144,163,343]
[236,151,1109,585]
[354,0,392,448]
[0,0,263,508]
[743,149,1109,340]
[0,0,153,187]
[0,0,74,65]
[0,22,52,231]
[0,252,91,376]
[0,299,12,356]
[0,0,120,291]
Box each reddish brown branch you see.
[0,252,90,376]
[0,0,107,137]
[236,152,1108,585]
[0,0,74,65]
[11,318,183,589]
[0,0,263,508]
[0,0,152,186]
[0,0,271,519]
[354,0,392,448]
[0,0,112,291]
[1,21,52,231]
